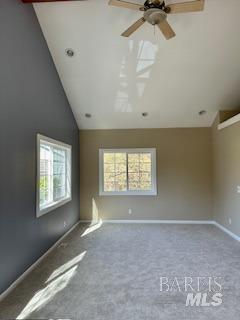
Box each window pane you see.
[140,153,151,162]
[140,162,151,172]
[104,181,115,192]
[128,173,139,181]
[103,152,127,192]
[128,153,152,191]
[128,181,139,190]
[139,181,151,190]
[115,163,126,173]
[39,175,48,206]
[115,172,127,191]
[128,154,140,162]
[104,153,114,163]
[104,163,115,173]
[128,162,139,173]
[53,148,66,200]
[39,144,52,208]
[104,172,115,182]
[140,172,151,181]
[115,153,126,163]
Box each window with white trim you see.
[99,148,157,195]
[37,134,72,217]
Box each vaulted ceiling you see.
[34,0,240,129]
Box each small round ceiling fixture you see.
[142,112,148,117]
[85,113,92,118]
[65,48,74,57]
[199,110,207,116]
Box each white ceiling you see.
[34,0,240,129]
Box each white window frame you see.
[99,148,157,196]
[36,134,72,218]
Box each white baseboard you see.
[100,220,240,241]
[82,219,240,241]
[0,221,80,303]
[213,221,240,242]
[81,219,215,225]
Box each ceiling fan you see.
[109,0,204,39]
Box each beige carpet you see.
[0,223,239,319]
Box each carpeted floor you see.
[0,223,239,320]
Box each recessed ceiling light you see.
[65,48,74,57]
[142,112,148,117]
[85,113,92,118]
[199,110,207,116]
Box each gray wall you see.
[80,128,213,221]
[0,0,79,294]
[212,114,240,236]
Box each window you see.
[99,148,157,195]
[36,134,71,217]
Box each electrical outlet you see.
[128,209,132,215]
[229,218,232,225]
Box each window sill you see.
[36,196,71,218]
[99,191,157,196]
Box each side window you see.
[37,134,71,217]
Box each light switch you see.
[237,186,240,194]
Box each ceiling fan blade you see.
[158,19,176,40]
[121,18,145,37]
[109,0,142,11]
[167,0,204,14]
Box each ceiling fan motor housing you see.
[144,8,167,25]
[143,0,170,12]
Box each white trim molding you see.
[0,221,80,303]
[213,221,240,242]
[81,219,214,225]
[81,220,240,241]
[218,113,240,130]
[103,219,215,224]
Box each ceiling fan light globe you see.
[143,8,167,25]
